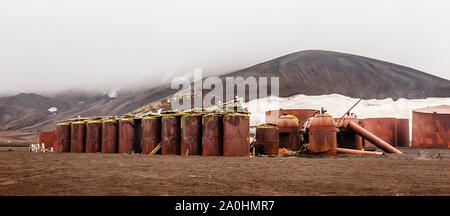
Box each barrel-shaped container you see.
[161,114,181,155]
[118,118,136,154]
[256,124,279,155]
[55,123,71,152]
[70,121,86,153]
[141,115,162,154]
[86,120,102,153]
[306,113,338,155]
[102,119,118,153]
[202,113,222,156]
[223,113,250,157]
[181,114,203,156]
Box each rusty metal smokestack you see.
[347,121,402,154]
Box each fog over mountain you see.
[1,0,450,95]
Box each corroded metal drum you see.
[396,118,410,147]
[202,113,222,156]
[70,121,86,153]
[55,123,71,152]
[336,115,363,150]
[306,112,338,155]
[102,119,118,153]
[181,114,203,156]
[118,118,136,154]
[37,131,56,150]
[141,115,162,154]
[412,105,450,148]
[276,114,301,150]
[86,120,102,153]
[256,124,279,155]
[223,113,250,157]
[162,114,181,155]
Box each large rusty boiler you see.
[118,118,137,154]
[361,118,397,147]
[141,115,162,154]
[70,121,86,153]
[223,113,250,156]
[37,131,56,150]
[412,105,450,148]
[255,124,279,155]
[276,114,301,151]
[335,114,363,150]
[102,119,119,153]
[86,120,102,153]
[55,123,71,152]
[202,113,222,156]
[396,118,410,147]
[304,111,338,155]
[181,113,203,156]
[266,108,319,126]
[161,114,182,155]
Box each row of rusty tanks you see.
[51,111,251,156]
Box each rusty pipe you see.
[337,147,383,155]
[347,121,402,154]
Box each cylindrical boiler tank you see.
[336,114,363,150]
[266,108,319,127]
[55,123,71,152]
[118,118,136,154]
[223,113,250,157]
[70,121,86,153]
[102,119,118,153]
[361,118,397,147]
[305,112,338,155]
[276,114,301,150]
[181,113,203,156]
[86,120,102,153]
[412,105,450,148]
[256,124,279,155]
[141,115,162,154]
[161,114,181,155]
[202,113,222,156]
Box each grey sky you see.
[1,0,449,95]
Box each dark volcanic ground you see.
[0,148,449,196]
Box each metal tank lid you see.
[413,105,450,114]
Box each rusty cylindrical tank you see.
[141,115,162,154]
[161,114,181,155]
[336,114,363,150]
[102,119,118,153]
[256,124,279,155]
[361,118,397,147]
[306,112,338,155]
[396,118,410,147]
[86,120,102,153]
[55,123,71,152]
[348,121,402,154]
[70,121,86,153]
[202,113,222,156]
[37,131,56,150]
[223,113,250,157]
[181,113,203,156]
[118,118,137,154]
[412,105,450,148]
[276,114,301,150]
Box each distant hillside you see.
[1,50,449,144]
